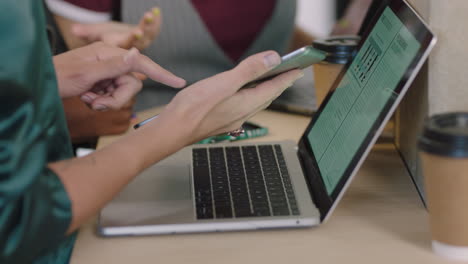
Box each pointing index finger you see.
[124,48,186,88]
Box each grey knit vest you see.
[122,0,297,111]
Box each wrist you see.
[128,111,192,170]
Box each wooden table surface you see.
[70,108,455,264]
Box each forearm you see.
[49,115,188,233]
[63,97,133,144]
[63,97,97,143]
[54,14,88,49]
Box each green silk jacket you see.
[0,1,76,263]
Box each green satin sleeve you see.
[0,1,76,263]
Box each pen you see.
[133,114,159,129]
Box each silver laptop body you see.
[98,0,436,236]
[99,141,320,236]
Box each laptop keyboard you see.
[192,144,300,220]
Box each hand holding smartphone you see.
[134,46,326,129]
[243,45,327,88]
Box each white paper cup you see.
[432,241,468,261]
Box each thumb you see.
[175,51,282,113]
[228,51,282,88]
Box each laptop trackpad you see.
[100,165,194,226]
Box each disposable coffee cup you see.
[418,112,468,261]
[312,35,360,107]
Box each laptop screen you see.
[309,6,420,195]
[298,0,435,220]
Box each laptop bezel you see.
[297,0,436,222]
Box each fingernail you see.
[338,18,350,29]
[94,105,108,111]
[134,32,143,40]
[144,14,154,23]
[152,7,160,16]
[264,52,281,68]
[81,95,93,104]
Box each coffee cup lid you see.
[312,35,360,64]
[419,112,468,157]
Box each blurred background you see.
[297,0,335,38]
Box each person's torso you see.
[0,1,75,263]
[121,0,297,110]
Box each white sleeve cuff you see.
[45,0,112,23]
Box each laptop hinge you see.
[297,140,333,221]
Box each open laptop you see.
[268,0,382,117]
[98,0,436,236]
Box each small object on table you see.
[197,122,268,144]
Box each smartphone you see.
[134,46,327,129]
[243,45,327,88]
